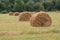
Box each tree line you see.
[0,0,60,13]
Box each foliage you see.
[0,0,60,13]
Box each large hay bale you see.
[14,12,19,16]
[19,12,34,21]
[9,12,14,15]
[30,12,52,27]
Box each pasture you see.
[0,12,60,40]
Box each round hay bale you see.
[9,12,14,15]
[30,12,52,27]
[56,11,60,13]
[19,12,33,21]
[14,12,19,16]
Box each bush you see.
[0,0,60,13]
[43,1,55,11]
[55,0,60,10]
[33,2,44,11]
[1,10,7,14]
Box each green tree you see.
[33,2,44,11]
[13,0,24,12]
[43,1,55,11]
[25,0,34,11]
[55,0,60,10]
[0,1,6,11]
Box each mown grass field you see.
[0,12,60,40]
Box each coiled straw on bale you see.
[19,12,35,21]
[14,12,19,16]
[30,12,52,27]
[9,12,14,15]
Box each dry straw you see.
[19,12,35,21]
[14,12,19,16]
[9,12,14,15]
[30,12,52,27]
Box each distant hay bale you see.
[14,12,19,16]
[9,12,14,15]
[30,12,52,27]
[19,12,35,21]
[55,9,60,13]
[56,11,60,13]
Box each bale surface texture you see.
[30,12,52,27]
[19,12,32,21]
[14,12,19,16]
[9,12,14,15]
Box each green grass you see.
[0,12,60,40]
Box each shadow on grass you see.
[0,32,6,36]
[22,29,60,35]
[0,29,60,36]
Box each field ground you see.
[0,12,60,40]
